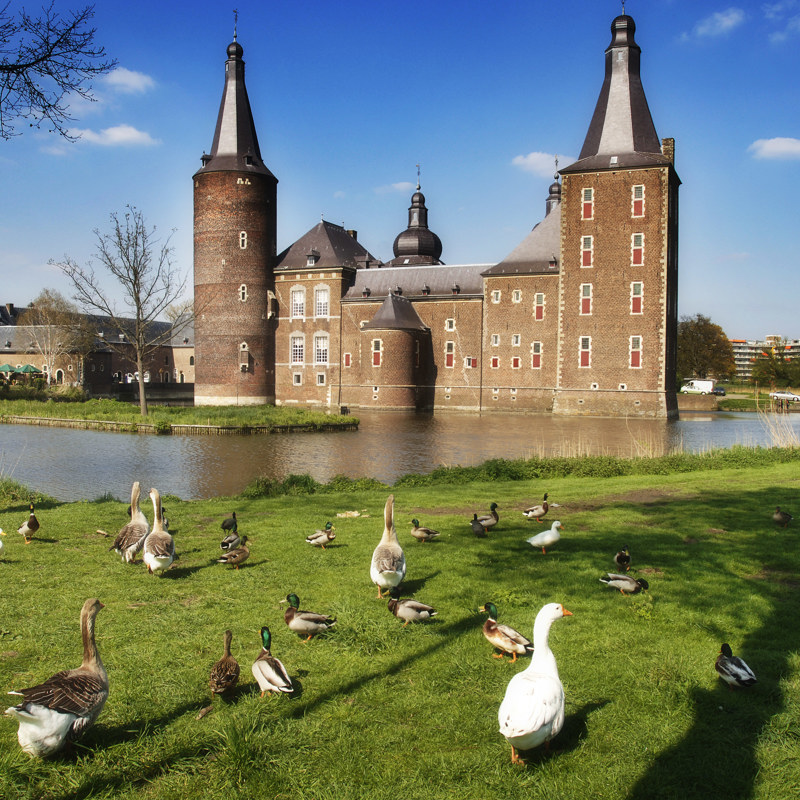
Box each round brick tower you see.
[193,38,277,405]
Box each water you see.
[1,410,797,501]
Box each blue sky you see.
[1,0,798,341]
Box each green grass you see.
[1,461,799,799]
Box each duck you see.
[217,536,249,569]
[142,488,175,574]
[220,530,242,552]
[370,494,406,598]
[252,626,293,696]
[306,522,336,548]
[221,512,238,534]
[470,513,488,538]
[526,520,563,554]
[18,503,39,544]
[523,493,549,523]
[410,518,440,543]
[773,506,793,528]
[614,545,631,572]
[4,598,108,757]
[497,602,573,764]
[715,643,757,689]
[209,629,240,695]
[388,588,438,626]
[283,593,336,641]
[110,482,150,563]
[476,502,500,531]
[599,573,649,595]
[479,602,534,663]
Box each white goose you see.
[370,494,406,598]
[497,602,573,764]
[110,481,150,563]
[143,488,175,574]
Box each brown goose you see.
[110,482,150,563]
[370,495,406,598]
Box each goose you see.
[479,602,534,663]
[715,643,756,689]
[220,530,242,552]
[388,588,438,626]
[282,593,336,641]
[614,545,631,572]
[110,482,150,563]
[410,518,440,543]
[370,494,406,598]
[476,502,499,531]
[498,602,573,764]
[217,536,249,569]
[773,507,793,528]
[252,626,294,696]
[18,503,39,544]
[600,573,649,595]
[523,493,549,523]
[470,513,488,538]
[142,488,175,574]
[526,521,563,554]
[221,512,238,534]
[209,629,240,695]
[5,598,108,757]
[306,522,336,548]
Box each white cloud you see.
[104,67,156,94]
[333,190,346,199]
[374,181,416,195]
[70,124,160,146]
[682,8,745,40]
[511,151,568,178]
[769,14,800,42]
[748,137,800,159]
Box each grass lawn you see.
[1,461,799,799]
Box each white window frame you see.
[316,372,326,386]
[631,233,644,267]
[292,372,302,386]
[239,284,248,302]
[533,293,545,321]
[580,283,593,315]
[512,289,522,303]
[314,287,330,318]
[239,231,248,249]
[511,334,521,347]
[314,333,329,365]
[632,184,645,218]
[491,334,500,347]
[290,335,304,365]
[631,281,643,314]
[491,290,501,304]
[290,288,305,319]
[581,235,594,268]
[445,318,456,331]
[581,187,594,220]
[630,335,643,369]
[531,341,542,369]
[579,336,592,368]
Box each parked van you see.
[680,379,715,395]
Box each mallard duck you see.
[306,522,336,548]
[220,530,242,552]
[600,573,649,595]
[4,598,108,757]
[470,513,488,538]
[388,588,438,626]
[283,593,336,641]
[217,535,250,569]
[497,602,573,764]
[523,493,549,523]
[370,494,406,598]
[479,602,533,663]
[526,520,563,554]
[209,629,240,695]
[410,518,440,543]
[614,545,631,572]
[143,488,175,574]
[251,626,293,696]
[773,507,793,528]
[476,502,499,530]
[18,503,39,544]
[110,482,150,563]
[221,512,238,534]
[715,643,756,689]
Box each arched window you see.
[239,231,248,249]
[239,284,248,302]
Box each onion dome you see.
[390,185,443,266]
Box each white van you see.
[680,380,715,395]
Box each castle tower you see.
[555,13,679,418]
[386,183,443,267]
[193,37,278,405]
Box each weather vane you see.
[416,162,421,190]
[233,9,238,41]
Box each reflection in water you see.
[1,410,797,501]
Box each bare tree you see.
[16,288,95,384]
[53,206,188,415]
[0,2,116,140]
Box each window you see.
[445,318,455,331]
[632,233,644,266]
[343,352,351,368]
[372,339,382,366]
[531,341,542,369]
[290,289,305,318]
[314,334,329,365]
[491,356,499,369]
[291,335,304,364]
[317,373,326,386]
[582,187,594,219]
[445,341,455,368]
[631,281,643,314]
[239,284,248,302]
[491,334,500,346]
[511,356,521,369]
[632,184,645,217]
[464,357,477,368]
[533,293,545,321]
[580,283,593,315]
[630,336,642,368]
[512,289,522,303]
[293,372,302,385]
[189,356,195,366]
[315,287,329,318]
[491,290,501,304]
[511,334,521,347]
[239,231,247,249]
[581,235,593,268]
[579,336,591,368]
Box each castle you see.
[193,12,679,417]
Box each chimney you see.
[346,229,358,241]
[661,137,675,164]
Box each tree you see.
[676,314,735,383]
[0,2,116,140]
[53,206,188,415]
[16,288,95,384]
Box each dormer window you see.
[421,284,430,296]
[306,249,320,268]
[549,255,558,270]
[362,287,371,298]
[452,283,460,295]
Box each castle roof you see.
[194,39,275,178]
[343,263,490,301]
[361,292,430,332]
[385,185,443,267]
[561,14,670,174]
[275,220,381,270]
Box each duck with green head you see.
[252,626,293,696]
[283,593,336,641]
[479,602,533,663]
